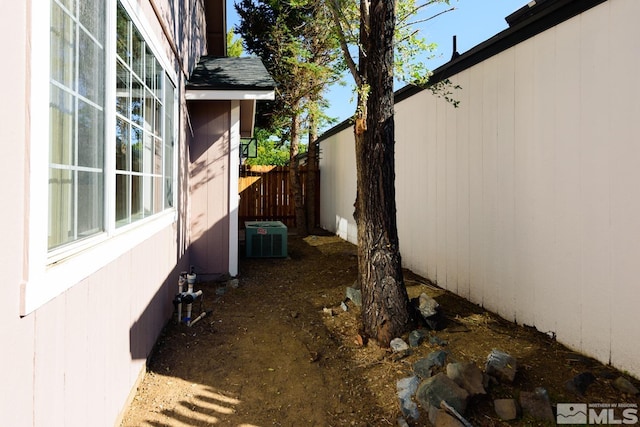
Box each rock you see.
[397,417,410,427]
[413,358,433,379]
[215,286,227,295]
[414,351,448,378]
[345,285,362,307]
[340,301,348,312]
[429,335,448,346]
[596,367,618,380]
[354,334,366,347]
[425,315,445,330]
[418,293,440,317]
[398,375,420,391]
[228,278,239,288]
[428,405,439,425]
[446,362,486,396]
[485,349,517,383]
[494,398,518,420]
[408,329,428,347]
[432,409,465,427]
[411,293,445,330]
[322,307,334,316]
[565,372,596,396]
[441,401,474,427]
[397,376,420,420]
[427,350,448,369]
[519,388,554,423]
[391,338,410,353]
[613,376,640,395]
[416,373,469,415]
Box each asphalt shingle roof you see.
[186,56,275,91]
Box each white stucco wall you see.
[320,0,640,378]
[320,126,359,244]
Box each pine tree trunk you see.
[354,0,412,346]
[305,115,319,231]
[289,113,308,236]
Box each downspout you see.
[228,100,241,276]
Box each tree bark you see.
[305,114,319,231]
[354,0,412,346]
[289,112,308,236]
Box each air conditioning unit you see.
[245,221,288,258]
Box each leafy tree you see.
[246,143,289,167]
[236,0,454,344]
[235,0,343,235]
[226,29,244,57]
[326,0,454,346]
[244,129,300,167]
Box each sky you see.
[226,0,529,128]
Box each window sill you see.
[21,210,177,316]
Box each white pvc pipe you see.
[188,311,207,327]
[185,290,202,323]
[178,274,186,322]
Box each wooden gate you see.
[238,165,320,229]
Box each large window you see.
[48,0,176,250]
[115,4,174,227]
[49,0,105,249]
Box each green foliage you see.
[235,0,345,134]
[244,128,308,166]
[227,30,244,57]
[327,0,460,107]
[245,140,291,166]
[428,78,462,108]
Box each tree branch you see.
[328,0,362,87]
[398,7,455,30]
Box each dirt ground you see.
[120,234,639,427]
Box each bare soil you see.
[121,234,639,427]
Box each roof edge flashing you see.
[319,0,608,144]
[185,89,275,101]
[505,0,554,27]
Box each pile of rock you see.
[392,339,639,426]
[342,287,640,426]
[392,342,560,426]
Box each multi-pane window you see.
[49,0,105,249]
[115,4,174,227]
[48,0,176,251]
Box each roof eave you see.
[185,89,275,101]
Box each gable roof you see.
[186,56,276,100]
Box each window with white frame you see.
[48,0,176,251]
[115,4,175,227]
[20,0,178,314]
[49,0,106,249]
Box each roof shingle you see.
[186,56,275,91]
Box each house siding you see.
[189,101,232,275]
[0,0,215,426]
[320,0,640,378]
[1,1,36,425]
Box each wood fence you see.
[238,165,320,229]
